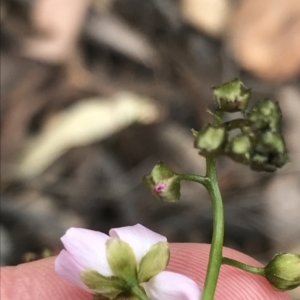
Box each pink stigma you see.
[155,182,166,193]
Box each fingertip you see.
[168,243,291,300]
[1,257,91,300]
[0,245,292,300]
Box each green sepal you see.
[150,162,177,182]
[212,78,251,112]
[138,241,170,283]
[106,238,138,285]
[81,269,124,299]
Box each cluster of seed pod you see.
[194,79,288,172]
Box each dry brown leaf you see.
[86,13,159,67]
[23,0,90,63]
[180,0,231,37]
[17,93,160,178]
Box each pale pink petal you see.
[61,227,113,276]
[55,249,90,291]
[109,224,167,264]
[141,271,201,300]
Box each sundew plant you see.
[56,79,300,300]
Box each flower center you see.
[155,182,166,193]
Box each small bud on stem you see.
[265,253,300,291]
[143,162,181,202]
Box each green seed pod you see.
[226,134,252,164]
[248,99,282,133]
[250,132,288,172]
[250,154,277,172]
[256,132,285,154]
[212,78,251,112]
[143,162,181,202]
[194,125,227,157]
[265,253,300,291]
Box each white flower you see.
[55,224,201,299]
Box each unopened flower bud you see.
[227,134,252,164]
[248,99,282,133]
[212,79,251,112]
[265,253,300,291]
[194,125,227,156]
[143,162,180,202]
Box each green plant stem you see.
[222,257,266,276]
[185,111,225,300]
[179,111,225,299]
[201,157,224,300]
[178,173,209,187]
[131,285,150,300]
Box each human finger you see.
[168,243,291,300]
[0,244,292,300]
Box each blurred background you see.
[1,0,300,298]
